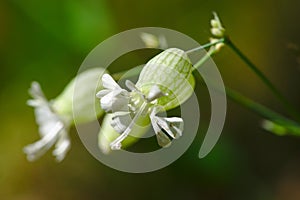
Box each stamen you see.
[146,85,165,102]
[110,102,148,150]
[125,80,138,91]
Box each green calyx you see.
[52,68,107,125]
[136,48,195,110]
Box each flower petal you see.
[163,117,183,139]
[100,89,129,113]
[150,107,184,147]
[102,74,121,90]
[96,89,110,98]
[23,122,64,161]
[53,129,71,162]
[110,112,132,133]
[151,121,171,147]
[125,80,138,91]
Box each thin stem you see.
[225,87,300,136]
[224,37,300,121]
[185,38,225,54]
[192,47,218,70]
[112,65,144,80]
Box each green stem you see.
[225,87,300,136]
[112,65,144,80]
[185,38,225,54]
[224,37,300,121]
[192,47,217,70]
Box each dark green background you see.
[1,0,300,199]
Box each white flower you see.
[24,82,71,162]
[96,74,184,150]
[24,68,106,162]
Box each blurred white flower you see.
[24,68,106,162]
[24,82,71,162]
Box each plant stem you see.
[224,37,300,121]
[112,65,144,80]
[225,87,300,136]
[185,38,224,54]
[192,47,218,70]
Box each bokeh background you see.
[1,0,300,199]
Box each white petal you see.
[150,115,171,147]
[34,103,60,137]
[29,81,46,100]
[164,117,184,139]
[155,117,176,139]
[100,89,129,113]
[125,80,138,91]
[100,92,115,112]
[109,102,148,150]
[53,129,71,162]
[23,122,64,161]
[96,89,110,98]
[156,130,172,148]
[102,74,120,90]
[110,112,132,133]
[150,107,184,147]
[151,120,170,147]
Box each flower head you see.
[24,68,106,162]
[97,48,195,151]
[24,82,71,162]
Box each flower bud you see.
[210,12,225,38]
[140,32,168,49]
[261,120,287,136]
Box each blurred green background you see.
[1,0,300,199]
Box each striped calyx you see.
[136,48,195,110]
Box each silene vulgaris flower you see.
[24,68,106,162]
[97,48,195,151]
